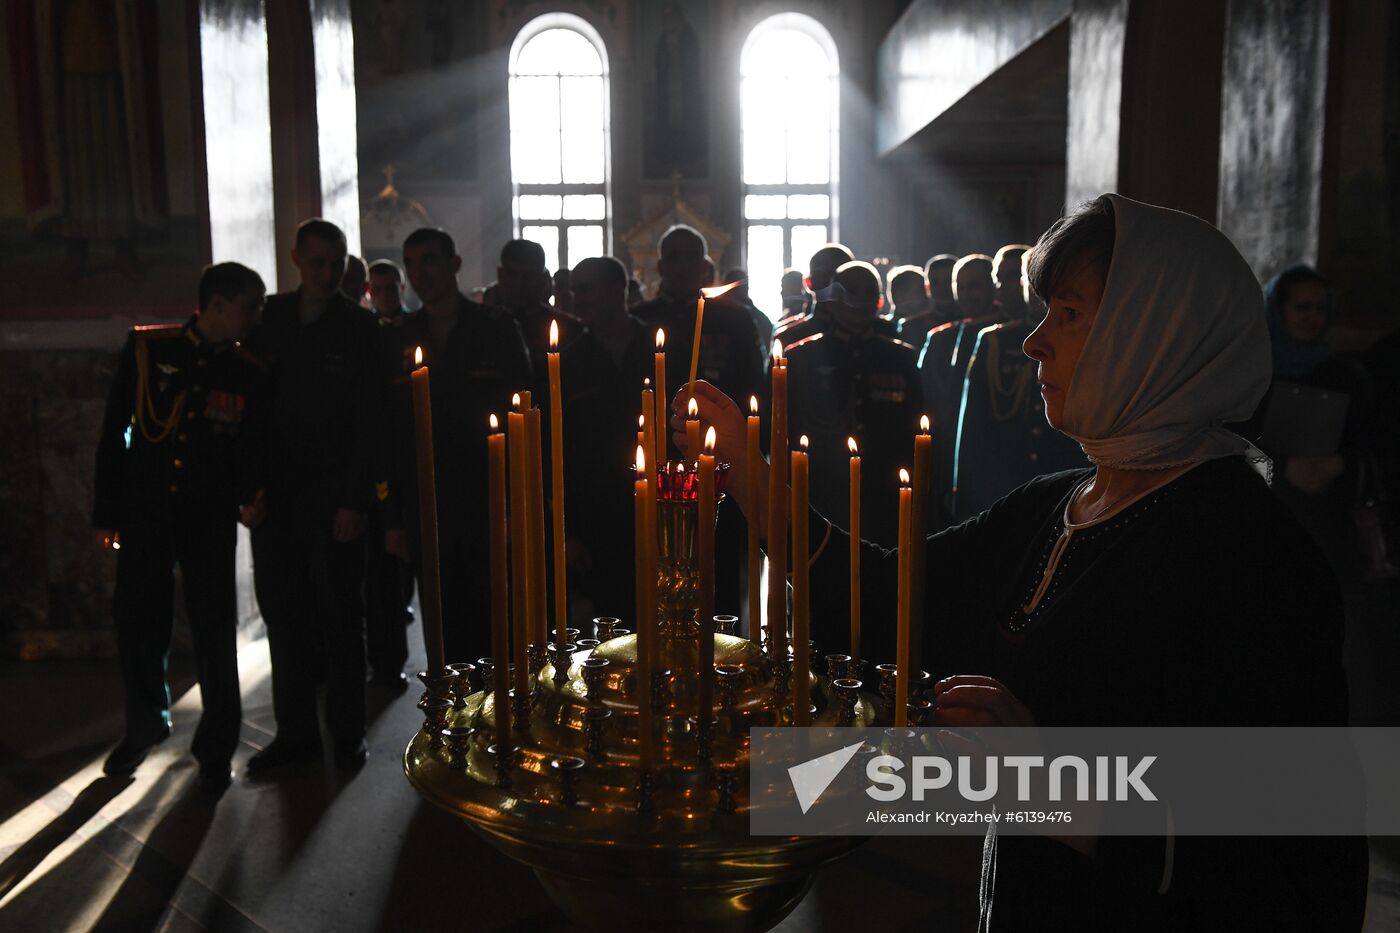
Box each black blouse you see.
[805,455,1368,931]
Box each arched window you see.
[740,13,839,319]
[509,14,611,272]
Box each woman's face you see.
[1281,280,1328,344]
[1022,259,1106,428]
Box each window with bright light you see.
[509,15,611,272]
[741,13,838,320]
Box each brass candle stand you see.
[405,460,909,933]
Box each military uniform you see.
[774,304,832,350]
[93,317,266,772]
[788,329,924,548]
[245,289,381,753]
[951,321,1086,521]
[384,295,531,664]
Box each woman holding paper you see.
[678,195,1366,932]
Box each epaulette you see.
[785,331,827,353]
[872,332,919,354]
[132,323,182,339]
[926,320,959,338]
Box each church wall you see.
[351,0,909,296]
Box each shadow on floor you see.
[0,773,134,900]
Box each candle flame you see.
[899,468,911,486]
[644,376,651,387]
[920,414,931,433]
[638,414,646,428]
[771,339,784,361]
[512,392,522,409]
[700,280,741,299]
[677,461,686,473]
[636,445,646,472]
[848,436,858,455]
[656,328,666,349]
[549,319,559,349]
[687,397,699,418]
[489,413,499,431]
[704,425,717,452]
[799,434,810,449]
[414,346,424,366]
[749,395,759,414]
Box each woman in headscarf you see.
[679,195,1368,931]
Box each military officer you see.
[93,261,268,792]
[787,260,924,548]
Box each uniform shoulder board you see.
[785,332,826,353]
[877,333,919,354]
[132,323,183,339]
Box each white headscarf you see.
[1060,194,1272,476]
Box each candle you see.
[896,468,912,727]
[698,427,717,724]
[654,331,667,466]
[909,415,932,668]
[848,436,862,663]
[791,435,810,726]
[641,387,656,472]
[688,296,705,394]
[766,340,789,661]
[635,446,655,770]
[488,415,510,748]
[638,414,647,457]
[526,406,547,649]
[746,396,761,646]
[508,398,528,709]
[547,321,568,656]
[685,396,701,459]
[411,347,445,674]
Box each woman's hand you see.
[669,382,762,513]
[933,675,1036,727]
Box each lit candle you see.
[547,321,568,656]
[654,331,667,466]
[488,414,510,748]
[698,427,717,724]
[411,347,445,674]
[685,396,701,459]
[526,405,547,649]
[688,282,742,395]
[896,468,913,727]
[848,436,862,663]
[767,341,789,661]
[910,415,932,668]
[746,396,761,646]
[688,296,705,394]
[635,446,654,770]
[508,396,528,709]
[791,435,810,726]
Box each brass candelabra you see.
[404,462,919,932]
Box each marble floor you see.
[1,617,1397,933]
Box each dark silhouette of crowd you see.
[92,211,1400,797]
